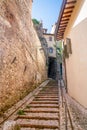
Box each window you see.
[64,45,69,58]
[66,38,72,54]
[49,36,52,41]
[49,47,53,53]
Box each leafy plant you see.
[17,110,25,115]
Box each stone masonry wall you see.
[0,0,47,112]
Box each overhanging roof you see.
[55,0,77,41]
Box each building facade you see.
[43,33,57,79]
[43,33,56,58]
[55,0,87,108]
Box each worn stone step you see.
[35,96,59,98]
[28,105,59,108]
[41,89,58,91]
[25,107,59,111]
[33,98,58,101]
[19,123,59,129]
[23,109,59,113]
[39,92,58,94]
[39,91,58,93]
[38,94,58,95]
[30,101,58,104]
[29,103,59,106]
[17,112,59,118]
[39,94,58,96]
[41,90,58,92]
[21,128,58,130]
[17,115,59,120]
[38,93,58,96]
[17,118,59,127]
[37,95,58,97]
[42,86,58,87]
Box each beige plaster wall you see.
[64,0,87,108]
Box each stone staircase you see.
[15,81,60,130]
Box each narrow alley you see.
[0,0,87,130]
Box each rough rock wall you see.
[0,0,47,112]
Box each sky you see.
[32,0,63,33]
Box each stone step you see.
[27,105,59,108]
[17,115,59,120]
[38,93,58,95]
[17,112,59,118]
[17,118,59,125]
[39,92,58,94]
[30,101,58,104]
[23,109,59,113]
[35,96,59,98]
[21,128,58,130]
[25,107,59,111]
[37,95,58,97]
[41,90,58,92]
[33,98,58,101]
[29,103,59,106]
[19,123,59,129]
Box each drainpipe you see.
[63,41,68,93]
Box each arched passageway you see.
[48,57,57,80]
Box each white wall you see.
[64,0,87,108]
[73,0,87,27]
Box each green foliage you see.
[54,41,63,56]
[32,19,40,25]
[17,110,25,115]
[54,41,63,63]
[56,47,62,56]
[57,42,63,55]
